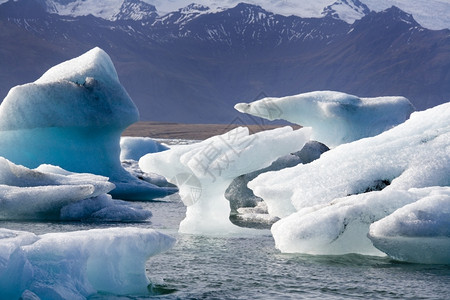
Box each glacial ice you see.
[0,47,171,200]
[120,136,169,161]
[139,126,311,235]
[250,102,450,218]
[368,188,450,264]
[120,136,178,197]
[249,102,449,256]
[272,187,448,255]
[0,227,175,299]
[235,91,414,147]
[0,157,150,221]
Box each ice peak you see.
[0,47,138,130]
[112,0,157,21]
[322,0,371,24]
[180,3,210,13]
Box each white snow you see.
[139,126,311,235]
[0,227,175,299]
[235,91,414,148]
[0,47,172,200]
[0,157,151,221]
[248,102,449,257]
[368,188,450,264]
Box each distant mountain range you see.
[0,0,449,123]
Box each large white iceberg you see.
[235,91,414,147]
[0,227,175,299]
[139,126,311,235]
[249,102,450,256]
[0,157,150,221]
[0,47,170,200]
[368,188,450,264]
[250,102,450,218]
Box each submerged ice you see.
[235,91,414,147]
[139,126,311,235]
[0,227,175,299]
[0,47,173,200]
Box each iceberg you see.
[249,102,449,256]
[0,157,150,221]
[139,126,311,235]
[250,103,450,218]
[368,188,450,264]
[0,227,175,299]
[235,91,414,147]
[120,136,169,161]
[271,187,448,255]
[0,47,170,200]
[120,136,178,197]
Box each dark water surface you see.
[2,198,449,299]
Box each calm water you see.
[2,196,450,299]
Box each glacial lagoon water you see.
[2,196,449,299]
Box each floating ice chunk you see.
[120,137,177,199]
[0,157,150,221]
[59,194,151,222]
[0,227,175,299]
[272,187,448,255]
[0,47,167,200]
[235,91,414,147]
[368,188,450,264]
[140,126,311,235]
[249,103,450,219]
[120,136,169,161]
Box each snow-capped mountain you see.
[0,0,449,123]
[14,0,447,29]
[153,3,215,26]
[322,0,371,22]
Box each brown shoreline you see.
[122,121,301,140]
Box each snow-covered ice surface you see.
[0,157,150,221]
[0,227,175,299]
[235,91,414,148]
[368,188,450,264]
[139,126,311,235]
[271,187,447,256]
[0,47,173,201]
[248,102,449,257]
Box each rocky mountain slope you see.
[0,0,449,123]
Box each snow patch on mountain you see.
[48,0,157,21]
[322,0,371,23]
[363,0,450,30]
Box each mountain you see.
[322,0,371,22]
[0,0,449,123]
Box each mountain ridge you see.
[0,0,449,123]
